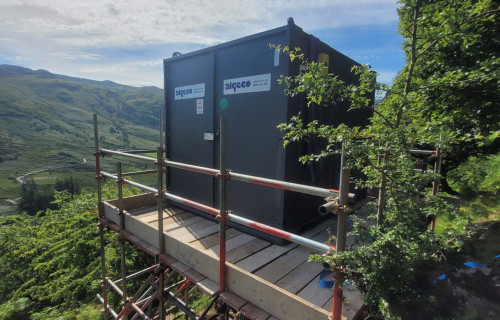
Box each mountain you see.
[0,64,164,206]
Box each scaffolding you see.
[94,114,442,320]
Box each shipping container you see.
[163,18,372,243]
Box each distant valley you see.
[0,64,164,214]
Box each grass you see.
[435,194,500,234]
[435,196,500,234]
[435,152,500,234]
[0,176,19,198]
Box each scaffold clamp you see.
[216,214,229,222]
[216,170,230,180]
[156,192,165,199]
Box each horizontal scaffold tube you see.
[120,170,158,176]
[229,172,341,198]
[118,149,157,154]
[409,149,436,155]
[164,159,220,176]
[166,189,335,254]
[101,173,336,254]
[227,212,336,253]
[161,159,345,199]
[101,172,158,194]
[113,265,158,284]
[100,148,156,162]
[96,294,118,318]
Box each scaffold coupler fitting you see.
[155,191,165,199]
[216,170,230,180]
[216,212,230,222]
[319,196,341,215]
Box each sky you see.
[0,0,404,88]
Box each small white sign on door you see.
[196,99,204,114]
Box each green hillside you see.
[0,64,163,213]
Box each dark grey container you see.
[163,19,371,243]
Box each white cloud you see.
[48,52,102,60]
[376,70,398,84]
[3,55,29,61]
[1,0,398,47]
[0,0,400,87]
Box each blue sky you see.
[0,0,404,88]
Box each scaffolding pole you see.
[94,114,109,320]
[431,146,442,234]
[157,146,165,320]
[114,265,158,284]
[332,150,350,320]
[115,265,162,319]
[117,162,129,320]
[218,118,227,294]
[101,148,156,162]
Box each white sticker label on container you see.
[204,132,214,141]
[223,73,271,95]
[274,49,280,67]
[174,83,205,100]
[196,99,203,114]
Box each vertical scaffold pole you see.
[93,114,109,320]
[332,149,350,320]
[157,146,165,254]
[117,162,128,320]
[218,117,228,294]
[431,146,442,233]
[432,147,441,196]
[159,109,163,148]
[157,146,165,319]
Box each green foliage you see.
[448,152,500,199]
[396,0,500,194]
[0,182,150,319]
[54,176,81,195]
[29,304,101,320]
[437,152,500,232]
[276,0,499,318]
[0,298,31,320]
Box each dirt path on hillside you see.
[15,157,87,184]
[3,158,87,206]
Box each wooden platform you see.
[102,193,364,320]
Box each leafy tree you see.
[18,177,82,216]
[54,176,81,195]
[275,0,498,318]
[18,179,56,216]
[397,0,500,195]
[0,182,152,318]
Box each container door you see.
[165,52,215,207]
[215,31,289,229]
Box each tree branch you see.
[373,109,395,129]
